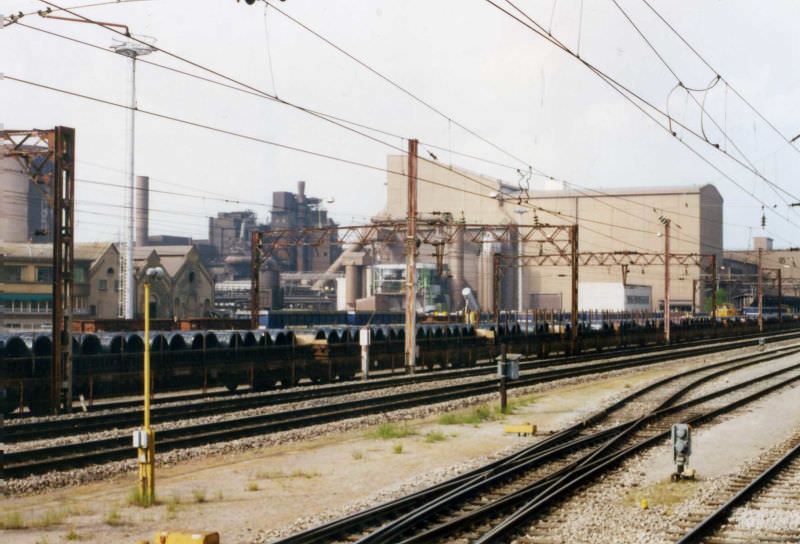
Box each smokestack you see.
[135,175,149,246]
[297,180,306,202]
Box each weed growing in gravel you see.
[1,512,25,529]
[65,528,82,541]
[191,489,207,504]
[392,443,404,454]
[104,509,125,527]
[437,404,503,425]
[424,430,447,443]
[351,450,364,460]
[246,482,260,492]
[257,469,321,479]
[28,509,67,529]
[368,422,418,440]
[126,487,158,508]
[214,490,224,501]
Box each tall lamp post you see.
[134,266,164,505]
[112,38,155,319]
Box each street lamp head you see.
[145,267,165,282]
[111,37,156,58]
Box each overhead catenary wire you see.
[484,0,800,234]
[607,0,800,224]
[260,0,532,171]
[639,0,800,162]
[3,73,668,250]
[14,6,745,250]
[7,2,768,255]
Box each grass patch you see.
[1,512,25,530]
[104,509,125,527]
[214,490,224,501]
[126,487,157,508]
[351,450,364,460]
[392,443,404,454]
[622,479,700,514]
[28,509,67,529]
[367,423,417,440]
[437,404,503,425]
[424,430,447,443]
[65,529,82,541]
[246,482,259,492]
[256,469,320,480]
[191,488,207,504]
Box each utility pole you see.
[404,139,418,374]
[52,127,75,414]
[757,247,764,332]
[514,209,526,315]
[250,231,262,330]
[570,224,579,354]
[777,268,783,323]
[711,254,717,329]
[662,218,671,344]
[493,252,502,332]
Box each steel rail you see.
[355,350,800,544]
[473,368,800,543]
[272,345,800,544]
[8,340,797,478]
[7,322,797,420]
[675,440,800,543]
[8,329,799,444]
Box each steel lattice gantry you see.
[249,220,574,330]
[1,127,76,413]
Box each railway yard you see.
[4,327,800,543]
[4,2,800,542]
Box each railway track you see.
[5,343,782,478]
[272,345,800,544]
[8,325,799,423]
[7,329,800,446]
[6,339,799,479]
[675,432,800,544]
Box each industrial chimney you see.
[135,175,149,246]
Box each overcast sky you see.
[2,0,799,249]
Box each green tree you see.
[703,288,729,313]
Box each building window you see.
[74,266,88,283]
[114,280,121,292]
[107,267,114,275]
[99,279,108,291]
[36,267,52,283]
[188,271,195,283]
[0,265,23,282]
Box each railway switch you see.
[670,423,695,481]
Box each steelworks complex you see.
[2,144,795,330]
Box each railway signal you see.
[671,423,694,481]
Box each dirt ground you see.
[0,356,774,544]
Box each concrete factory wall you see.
[384,155,723,312]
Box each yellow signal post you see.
[136,267,164,505]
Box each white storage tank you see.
[0,146,31,242]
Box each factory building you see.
[724,238,800,310]
[133,246,214,320]
[0,242,121,330]
[379,155,723,314]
